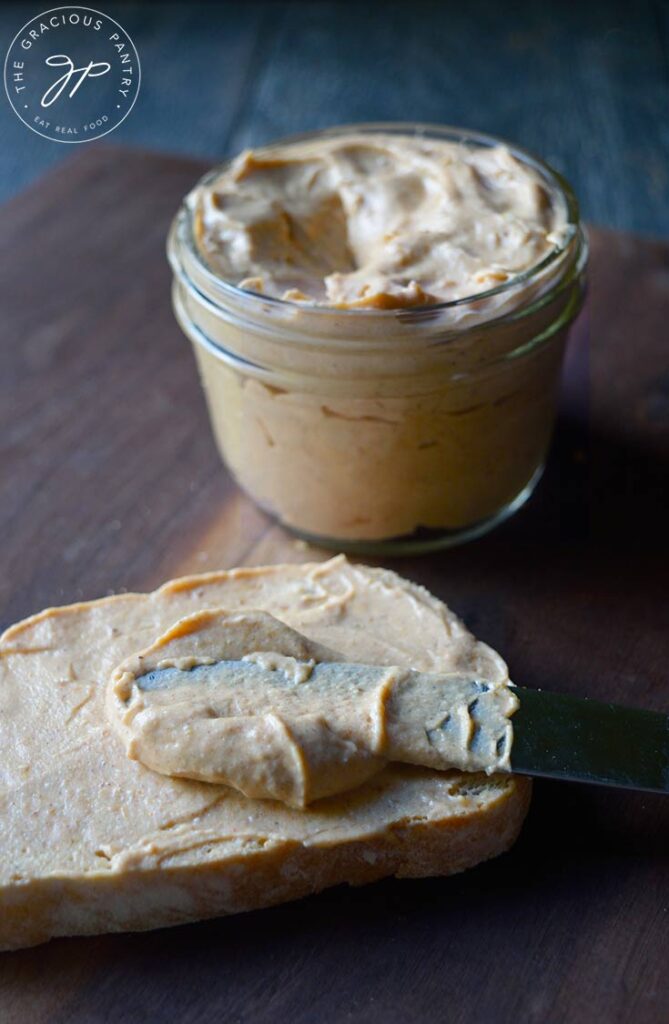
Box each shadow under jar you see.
[168,124,588,555]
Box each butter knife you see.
[511,686,669,793]
[133,659,669,795]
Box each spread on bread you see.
[108,609,517,808]
[0,557,530,950]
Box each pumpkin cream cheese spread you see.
[108,610,517,808]
[174,131,580,542]
[193,132,567,307]
[0,557,530,950]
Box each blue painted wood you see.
[229,0,669,236]
[0,0,667,235]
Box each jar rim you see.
[173,121,582,320]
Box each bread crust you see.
[0,775,531,951]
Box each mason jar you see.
[167,124,588,555]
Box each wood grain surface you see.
[1,0,668,237]
[0,146,668,1024]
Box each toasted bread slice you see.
[0,557,530,951]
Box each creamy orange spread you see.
[193,133,567,308]
[0,557,536,951]
[171,131,582,543]
[1,558,516,879]
[107,610,517,808]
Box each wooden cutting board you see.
[1,147,667,1024]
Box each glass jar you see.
[167,124,588,555]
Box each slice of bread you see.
[0,557,531,951]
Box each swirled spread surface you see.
[107,609,517,807]
[193,133,567,308]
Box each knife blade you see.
[133,660,669,795]
[511,686,669,793]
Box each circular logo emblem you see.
[4,6,140,143]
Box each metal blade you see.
[511,686,669,793]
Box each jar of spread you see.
[168,124,587,554]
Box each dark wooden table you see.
[1,146,668,1023]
